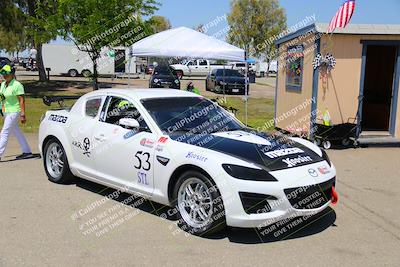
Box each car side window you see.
[199,60,208,66]
[104,97,150,131]
[85,98,103,118]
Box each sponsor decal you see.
[265,147,304,159]
[48,114,68,123]
[124,130,137,140]
[158,137,168,143]
[318,166,330,174]
[156,156,170,166]
[308,168,318,177]
[140,138,154,148]
[137,171,149,185]
[185,152,208,162]
[155,145,164,152]
[72,137,91,157]
[282,155,313,167]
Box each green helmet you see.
[0,64,15,75]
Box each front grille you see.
[284,178,336,209]
[239,192,278,214]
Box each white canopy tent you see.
[130,26,245,61]
[128,26,249,124]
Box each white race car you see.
[39,89,337,235]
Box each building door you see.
[361,45,397,131]
[114,49,126,73]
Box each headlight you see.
[219,81,227,86]
[153,78,159,83]
[174,79,179,84]
[222,164,278,182]
[321,149,331,166]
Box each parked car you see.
[149,65,180,89]
[170,59,230,78]
[206,68,247,95]
[39,89,337,236]
[229,61,256,74]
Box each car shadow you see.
[75,178,336,244]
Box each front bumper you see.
[219,161,336,228]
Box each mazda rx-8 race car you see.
[39,88,337,235]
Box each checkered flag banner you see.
[313,53,336,70]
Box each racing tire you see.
[173,171,226,236]
[43,139,74,184]
[68,69,78,77]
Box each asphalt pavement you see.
[0,134,399,266]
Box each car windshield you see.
[216,69,243,77]
[154,66,176,76]
[141,97,244,134]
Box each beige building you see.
[274,23,400,142]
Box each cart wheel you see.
[341,138,351,147]
[314,138,321,147]
[323,141,332,150]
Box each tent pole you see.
[245,52,248,126]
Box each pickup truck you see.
[170,59,230,78]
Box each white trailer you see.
[42,44,134,77]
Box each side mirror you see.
[119,118,140,130]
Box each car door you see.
[92,95,156,196]
[68,96,106,177]
[197,60,209,76]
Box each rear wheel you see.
[173,171,225,236]
[44,139,74,184]
[81,69,92,77]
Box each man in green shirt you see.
[0,63,32,161]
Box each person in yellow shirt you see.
[0,63,32,161]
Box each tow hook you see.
[331,186,338,205]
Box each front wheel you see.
[43,139,74,184]
[68,69,78,77]
[173,171,226,236]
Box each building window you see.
[286,45,304,91]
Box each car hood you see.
[169,130,323,171]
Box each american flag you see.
[327,0,356,33]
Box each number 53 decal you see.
[134,151,151,171]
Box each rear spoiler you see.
[43,95,81,107]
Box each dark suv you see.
[206,69,247,95]
[149,65,180,89]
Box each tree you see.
[148,16,171,33]
[0,28,30,57]
[0,0,60,81]
[55,0,159,90]
[227,0,286,61]
[195,24,205,33]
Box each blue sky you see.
[155,0,400,34]
[2,0,400,56]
